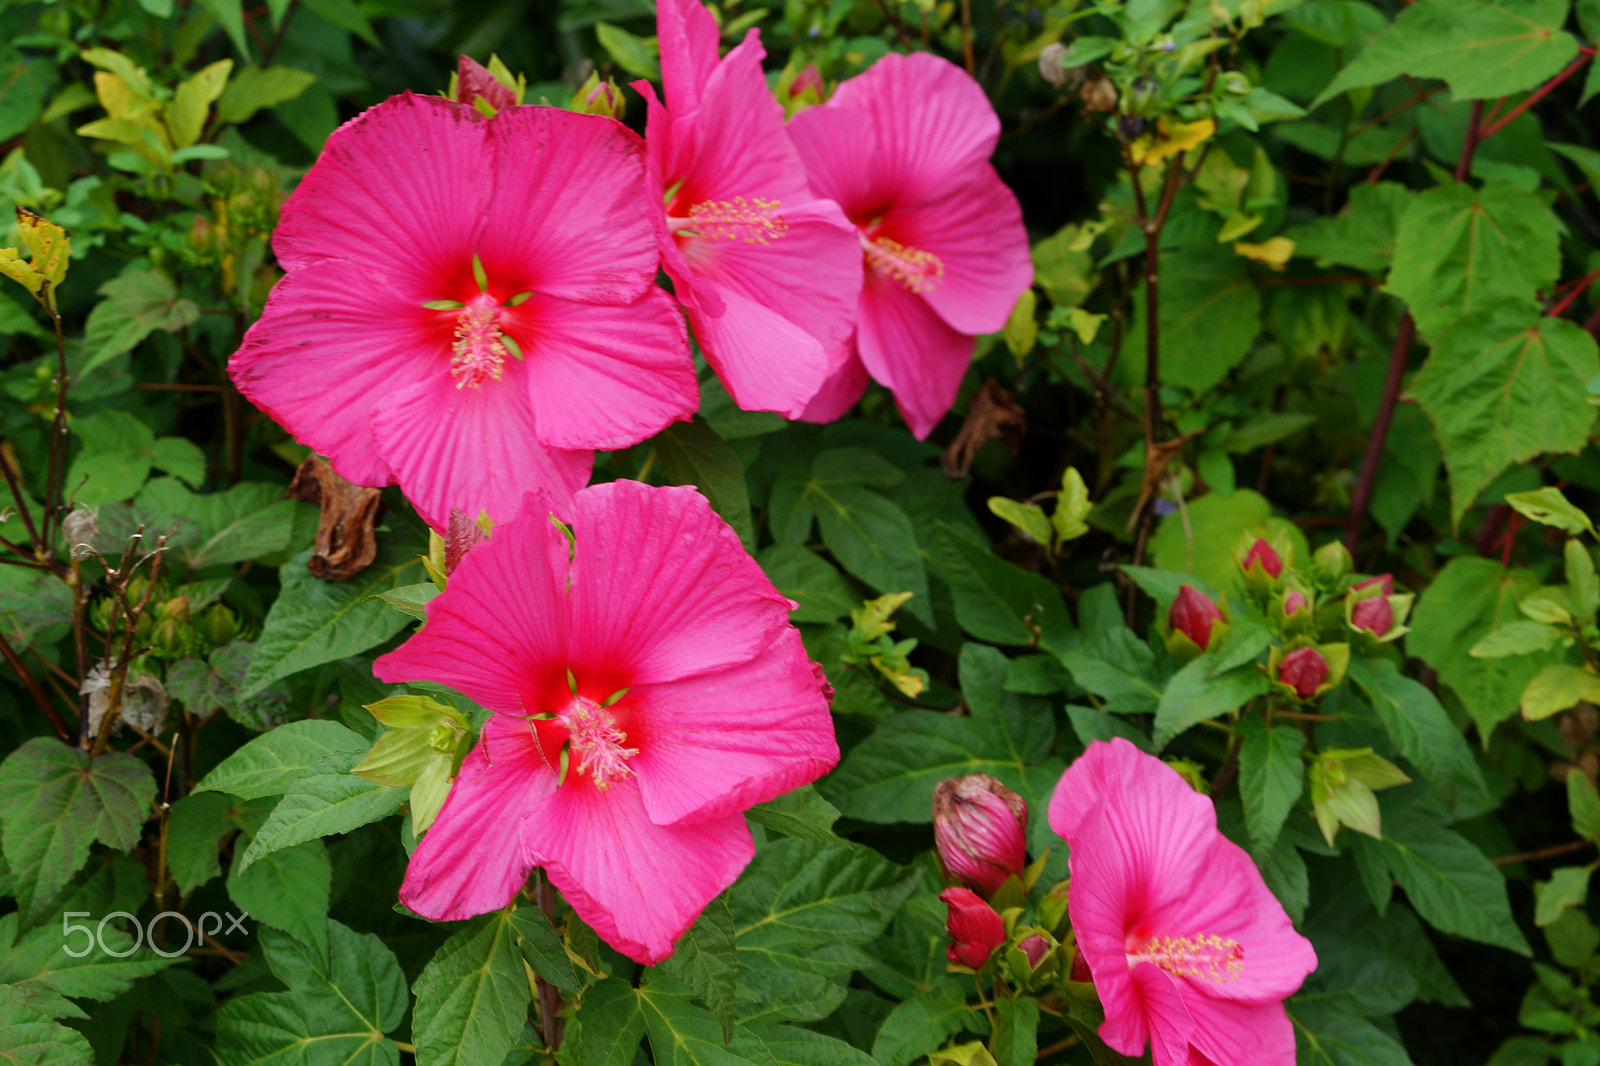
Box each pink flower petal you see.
[882,165,1031,336]
[800,348,870,424]
[370,366,593,532]
[568,481,795,685]
[1130,963,1199,1066]
[510,288,697,450]
[374,496,572,711]
[273,94,490,301]
[786,105,885,218]
[657,0,722,114]
[399,713,556,921]
[1182,994,1297,1066]
[628,627,837,826]
[524,777,754,964]
[857,270,975,439]
[685,284,837,417]
[230,260,444,488]
[478,106,661,306]
[824,53,1000,207]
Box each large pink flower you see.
[636,0,862,417]
[375,480,838,963]
[230,94,697,530]
[1050,739,1317,1066]
[789,53,1032,439]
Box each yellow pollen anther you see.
[557,697,638,790]
[675,196,789,244]
[450,301,508,389]
[1127,934,1244,983]
[863,234,944,294]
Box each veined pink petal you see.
[273,94,489,301]
[398,713,556,921]
[370,366,593,532]
[478,107,661,306]
[786,105,885,219]
[510,288,697,450]
[684,285,836,417]
[824,52,1000,207]
[1183,995,1297,1066]
[856,271,975,440]
[628,627,837,826]
[1131,964,1199,1066]
[800,348,870,424]
[882,166,1031,336]
[568,481,795,685]
[524,777,754,964]
[657,0,722,114]
[374,495,572,711]
[229,260,442,488]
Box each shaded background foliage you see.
[2,0,1600,1063]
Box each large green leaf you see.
[812,483,931,626]
[411,907,534,1066]
[757,545,858,624]
[1409,301,1597,523]
[166,640,291,732]
[0,910,174,1021]
[241,529,428,697]
[80,269,199,377]
[0,739,156,926]
[0,984,94,1065]
[661,894,740,1041]
[1313,0,1579,107]
[1148,489,1307,592]
[1288,999,1414,1066]
[1152,655,1269,749]
[195,720,369,799]
[656,416,755,551]
[215,920,407,1066]
[871,978,985,1066]
[747,785,841,842]
[638,974,780,1065]
[748,1024,877,1065]
[1120,247,1261,394]
[227,838,332,955]
[571,978,648,1066]
[1386,183,1560,343]
[236,749,404,871]
[926,524,1074,658]
[1345,657,1486,804]
[165,791,275,894]
[1238,717,1306,856]
[1407,557,1555,740]
[134,478,301,569]
[1288,182,1413,274]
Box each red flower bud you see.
[456,56,516,112]
[934,774,1028,897]
[1277,646,1329,699]
[939,886,1005,969]
[444,508,489,576]
[1353,573,1394,596]
[1284,589,1309,616]
[1169,585,1223,651]
[1351,595,1393,637]
[789,64,825,99]
[1069,946,1093,982]
[1241,538,1283,579]
[1018,934,1050,968]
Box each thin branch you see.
[0,443,43,554]
[0,629,73,743]
[533,873,565,1051]
[959,0,975,75]
[1492,838,1595,866]
[1480,52,1594,140]
[1547,267,1600,319]
[41,295,69,558]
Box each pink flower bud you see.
[1018,934,1050,968]
[1277,647,1329,699]
[1284,589,1309,616]
[789,64,824,99]
[933,774,1028,897]
[456,55,516,112]
[1169,585,1223,651]
[444,508,489,576]
[584,80,626,120]
[1351,595,1393,637]
[939,887,1005,969]
[1354,573,1394,596]
[1069,946,1093,982]
[1241,538,1283,579]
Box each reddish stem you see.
[1480,52,1594,140]
[1548,267,1600,319]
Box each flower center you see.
[556,696,638,790]
[667,196,788,244]
[860,232,943,294]
[1126,934,1243,983]
[450,295,508,390]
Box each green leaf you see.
[927,524,1073,657]
[165,790,275,894]
[1057,628,1168,717]
[988,497,1053,546]
[241,531,428,697]
[214,65,315,124]
[811,482,931,626]
[1120,247,1262,394]
[571,978,648,1066]
[1388,182,1561,342]
[730,838,917,1024]
[236,750,404,871]
[226,838,331,955]
[1149,488,1307,592]
[871,978,985,1066]
[823,644,1057,823]
[1407,558,1557,739]
[1152,655,1268,749]
[1219,413,1318,455]
[1535,866,1593,926]
[748,1024,877,1065]
[0,60,52,143]
[661,895,740,1041]
[216,920,406,1066]
[165,58,231,148]
[1238,717,1306,856]
[80,270,200,378]
[1470,620,1566,658]
[510,906,579,993]
[1345,656,1486,804]
[0,739,156,926]
[638,974,780,1064]
[1313,0,1579,107]
[596,21,661,78]
[167,642,291,731]
[64,411,156,505]
[993,997,1039,1066]
[199,0,251,59]
[1287,181,1413,274]
[412,907,535,1066]
[747,785,841,842]
[195,719,368,799]
[302,0,381,46]
[1521,662,1600,721]
[655,416,755,551]
[135,478,301,568]
[1570,772,1600,843]
[377,582,438,622]
[0,984,94,1064]
[1506,486,1597,537]
[1288,999,1414,1066]
[757,545,857,623]
[1363,794,1530,955]
[0,909,175,1021]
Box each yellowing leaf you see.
[1065,307,1106,344]
[1234,236,1295,271]
[1003,289,1037,358]
[0,208,69,307]
[1131,117,1215,167]
[1522,663,1600,721]
[852,591,913,642]
[167,59,233,149]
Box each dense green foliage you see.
[3,0,1600,1063]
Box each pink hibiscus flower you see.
[230,94,697,530]
[375,480,839,963]
[1049,739,1317,1066]
[789,52,1032,439]
[636,0,861,417]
